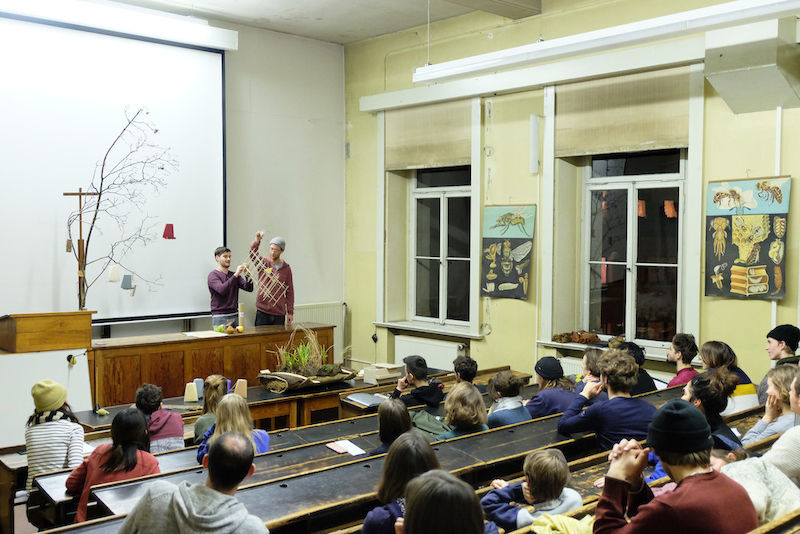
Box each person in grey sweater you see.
[119,431,267,534]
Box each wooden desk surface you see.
[89,322,333,350]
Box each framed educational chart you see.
[481,205,536,299]
[705,176,791,299]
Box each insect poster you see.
[482,205,536,299]
[705,176,791,300]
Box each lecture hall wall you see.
[342,0,800,381]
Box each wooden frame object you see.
[0,311,94,353]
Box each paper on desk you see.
[326,440,366,456]
[83,442,95,455]
[184,330,228,338]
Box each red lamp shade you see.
[163,223,175,239]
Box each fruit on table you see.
[236,326,244,333]
[214,325,225,333]
[226,326,235,334]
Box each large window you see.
[584,150,683,345]
[411,166,471,325]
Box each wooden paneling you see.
[188,347,224,384]
[0,311,93,353]
[225,342,262,383]
[100,354,141,408]
[140,351,184,399]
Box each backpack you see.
[410,409,452,441]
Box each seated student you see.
[25,380,84,494]
[66,408,160,522]
[391,355,445,410]
[369,398,412,456]
[647,368,742,483]
[363,431,440,534]
[558,349,656,450]
[197,394,269,463]
[742,364,797,445]
[486,370,531,428]
[453,354,486,393]
[710,448,800,525]
[762,367,800,485]
[619,342,657,395]
[119,431,266,533]
[135,383,184,453]
[700,340,759,415]
[593,399,758,534]
[481,449,582,531]
[525,357,579,420]
[574,348,609,404]
[758,324,800,403]
[666,333,699,387]
[436,382,489,441]
[194,374,228,444]
[399,469,499,534]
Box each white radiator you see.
[394,335,465,372]
[294,301,345,363]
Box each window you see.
[411,166,471,325]
[583,150,683,345]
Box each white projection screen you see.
[0,16,225,321]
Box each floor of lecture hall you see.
[14,504,37,533]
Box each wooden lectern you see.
[0,311,94,353]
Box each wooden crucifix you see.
[63,187,99,309]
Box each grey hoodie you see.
[119,480,267,534]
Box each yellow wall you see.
[344,0,799,383]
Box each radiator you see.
[294,301,345,363]
[394,335,465,372]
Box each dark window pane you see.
[592,149,680,177]
[416,198,440,257]
[635,266,677,342]
[589,263,626,336]
[415,259,439,318]
[637,188,679,264]
[590,189,627,262]
[447,197,470,258]
[416,166,471,188]
[446,260,470,321]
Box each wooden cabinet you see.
[89,323,334,407]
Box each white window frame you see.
[409,180,471,327]
[580,153,686,352]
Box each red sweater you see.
[250,240,294,316]
[65,443,159,522]
[594,470,757,534]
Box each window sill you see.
[374,320,483,340]
[536,339,674,362]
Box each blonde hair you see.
[767,364,798,407]
[523,449,570,501]
[210,394,255,449]
[444,382,487,429]
[202,374,227,415]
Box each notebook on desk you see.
[345,392,390,408]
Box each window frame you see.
[580,152,686,351]
[409,176,472,327]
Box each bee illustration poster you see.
[705,176,791,300]
[482,205,536,299]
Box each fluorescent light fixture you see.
[0,0,238,50]
[413,0,800,83]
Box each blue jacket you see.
[481,482,583,531]
[196,424,270,463]
[437,423,489,441]
[575,380,609,405]
[525,387,579,420]
[364,498,499,534]
[488,406,532,428]
[557,395,656,450]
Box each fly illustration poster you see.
[705,176,791,299]
[482,205,536,299]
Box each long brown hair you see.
[403,470,484,534]
[700,341,738,369]
[210,394,255,450]
[377,398,411,445]
[444,382,487,429]
[375,431,439,503]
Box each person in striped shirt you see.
[25,380,84,493]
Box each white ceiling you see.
[112,0,477,44]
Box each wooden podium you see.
[0,311,94,353]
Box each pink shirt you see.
[667,367,698,388]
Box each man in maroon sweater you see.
[251,231,294,326]
[208,246,253,328]
[594,398,757,534]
